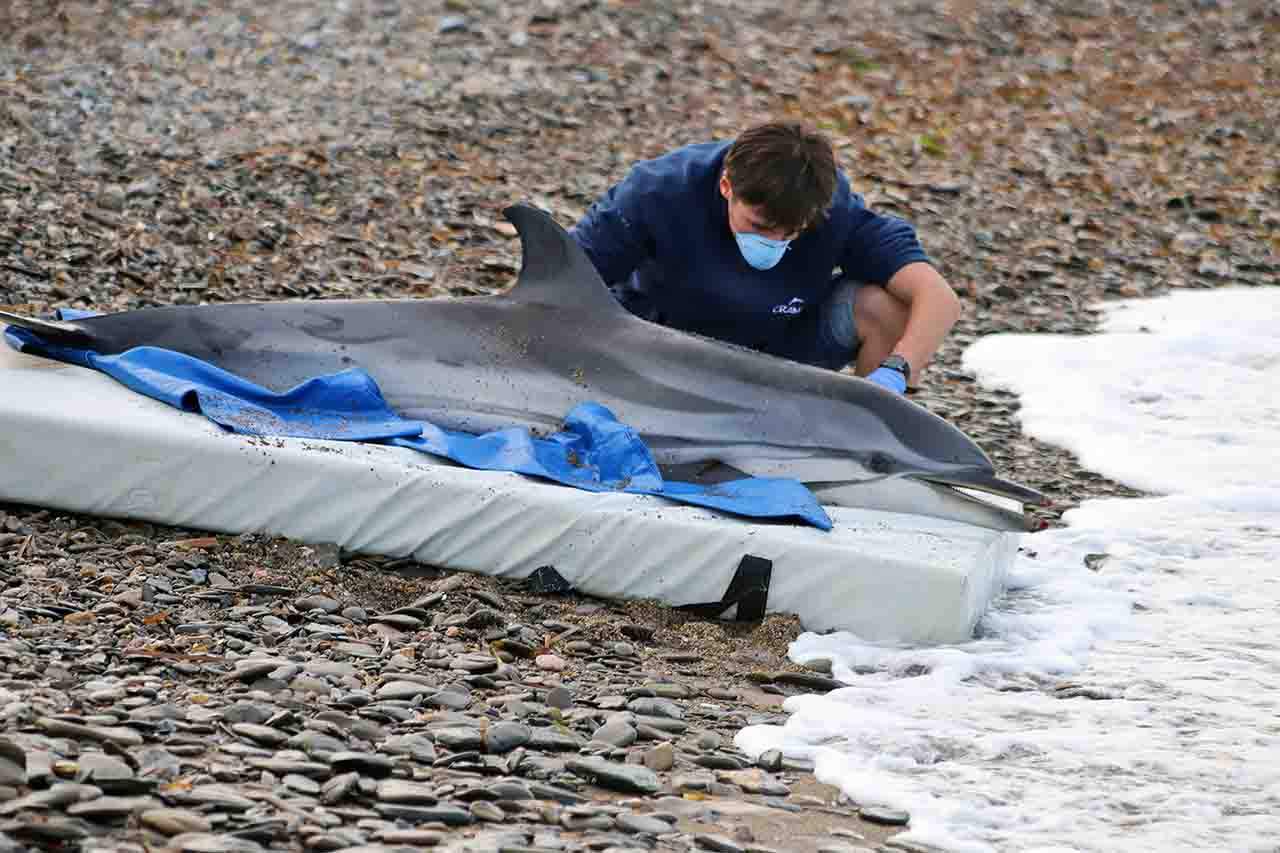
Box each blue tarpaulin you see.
[5,316,832,530]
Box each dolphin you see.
[0,204,1044,530]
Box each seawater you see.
[736,287,1280,853]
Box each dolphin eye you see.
[868,452,895,474]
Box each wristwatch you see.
[879,354,912,384]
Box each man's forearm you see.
[885,261,962,379]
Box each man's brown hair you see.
[724,121,837,234]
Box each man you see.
[569,121,961,393]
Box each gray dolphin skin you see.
[0,204,1044,531]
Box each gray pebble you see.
[781,756,816,773]
[375,779,437,805]
[245,756,329,778]
[34,717,143,748]
[642,742,675,772]
[426,690,471,711]
[695,731,722,751]
[434,726,483,751]
[527,728,585,752]
[545,687,573,709]
[74,751,134,786]
[260,615,291,634]
[635,715,687,733]
[295,596,340,613]
[376,829,445,845]
[329,752,394,778]
[652,683,694,699]
[757,749,783,771]
[374,802,472,825]
[673,772,715,792]
[803,657,834,675]
[321,771,360,805]
[335,642,379,659]
[302,660,358,678]
[374,680,430,701]
[178,784,254,811]
[616,812,674,835]
[134,746,182,781]
[288,675,328,692]
[485,721,532,754]
[592,720,638,748]
[566,757,660,795]
[485,780,533,801]
[695,834,746,853]
[561,808,614,831]
[372,613,422,630]
[450,654,498,673]
[526,781,586,804]
[282,774,321,795]
[87,686,127,703]
[289,730,348,758]
[662,652,701,664]
[379,733,437,764]
[694,752,749,771]
[349,720,386,743]
[164,833,266,853]
[627,697,684,720]
[438,14,468,33]
[130,703,184,722]
[470,800,506,822]
[221,702,274,725]
[858,805,910,826]
[718,769,790,797]
[231,660,286,683]
[66,794,159,819]
[5,816,89,843]
[231,723,289,747]
[138,808,212,835]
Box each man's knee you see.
[822,279,861,351]
[854,285,909,346]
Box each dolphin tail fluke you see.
[0,310,95,346]
[501,203,626,313]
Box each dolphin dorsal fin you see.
[502,204,626,313]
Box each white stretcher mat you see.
[0,344,1016,644]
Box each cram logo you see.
[771,298,806,315]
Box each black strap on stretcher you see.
[676,554,774,622]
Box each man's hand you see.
[884,262,962,380]
[867,365,908,394]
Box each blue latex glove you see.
[866,366,908,394]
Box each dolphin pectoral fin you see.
[501,203,628,314]
[0,310,95,346]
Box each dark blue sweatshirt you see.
[570,141,930,357]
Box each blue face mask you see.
[734,232,791,271]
